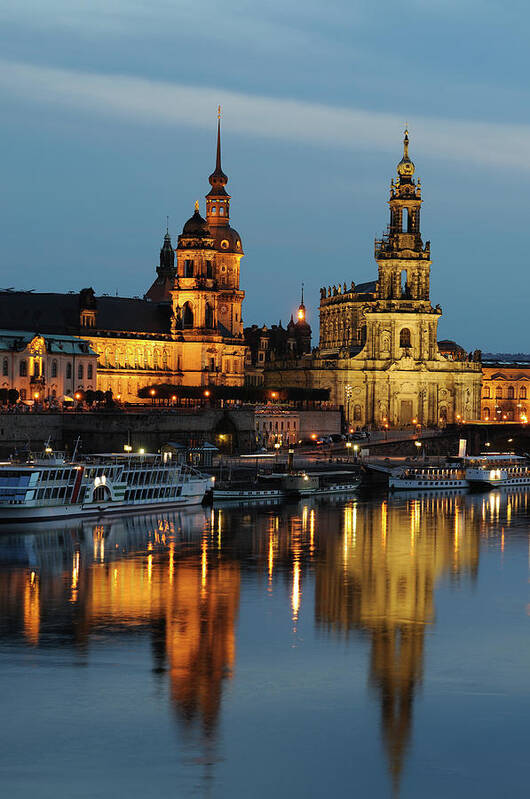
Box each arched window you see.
[507,386,514,399]
[483,386,490,398]
[520,387,527,399]
[206,260,213,279]
[183,303,194,328]
[205,303,214,329]
[219,206,224,216]
[399,328,411,348]
[19,360,27,377]
[402,208,409,232]
[88,364,93,380]
[211,205,216,214]
[51,360,57,378]
[185,259,194,277]
[2,358,7,376]
[495,386,502,399]
[78,364,84,380]
[66,362,72,380]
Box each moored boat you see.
[213,471,360,502]
[0,446,214,523]
[388,452,530,492]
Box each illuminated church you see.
[266,132,482,427]
[0,114,246,403]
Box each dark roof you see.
[181,209,211,237]
[211,225,244,255]
[0,292,172,336]
[354,280,377,294]
[438,339,465,352]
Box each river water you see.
[0,490,528,798]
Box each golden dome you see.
[397,129,415,177]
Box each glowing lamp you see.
[203,390,211,397]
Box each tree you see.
[7,389,19,405]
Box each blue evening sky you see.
[0,0,529,350]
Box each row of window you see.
[2,359,94,380]
[122,469,177,486]
[184,259,214,278]
[259,420,298,431]
[124,486,182,501]
[102,348,170,369]
[483,386,527,399]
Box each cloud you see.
[0,59,529,170]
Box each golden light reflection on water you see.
[2,490,528,791]
[23,571,39,645]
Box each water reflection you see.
[0,489,526,794]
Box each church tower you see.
[205,108,245,338]
[375,131,432,304]
[145,228,177,302]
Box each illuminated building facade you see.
[265,133,482,428]
[0,330,97,402]
[0,116,245,403]
[244,289,312,387]
[481,359,530,422]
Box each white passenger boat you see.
[389,465,467,491]
[0,446,214,522]
[465,454,530,489]
[389,453,530,492]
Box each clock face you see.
[220,304,228,314]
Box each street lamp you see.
[345,441,352,461]
[124,444,132,453]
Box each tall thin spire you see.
[216,105,222,172]
[403,128,409,159]
[209,107,228,191]
[297,282,306,322]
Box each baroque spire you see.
[208,106,228,194]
